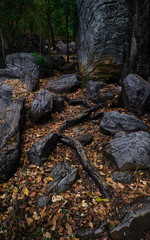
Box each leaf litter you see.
[0,72,150,240]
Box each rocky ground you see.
[0,53,150,240]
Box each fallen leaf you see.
[67,224,72,235]
[26,217,33,226]
[52,194,63,203]
[23,187,29,196]
[89,221,93,228]
[95,197,109,203]
[43,232,51,238]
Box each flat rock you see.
[28,133,58,166]
[103,131,150,170]
[111,171,133,184]
[29,89,53,122]
[122,74,150,114]
[100,111,148,135]
[0,96,24,182]
[86,80,108,103]
[47,162,79,194]
[46,74,81,94]
[76,134,93,146]
[110,197,150,240]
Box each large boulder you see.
[0,83,24,182]
[103,131,150,170]
[76,0,128,78]
[110,197,150,240]
[122,74,150,114]
[86,80,113,103]
[28,133,58,166]
[3,53,39,91]
[100,111,148,135]
[47,162,79,194]
[29,89,53,122]
[46,74,81,94]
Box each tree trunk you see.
[66,13,69,63]
[0,27,5,59]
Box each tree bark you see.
[0,27,5,59]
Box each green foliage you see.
[0,0,76,52]
[32,53,46,77]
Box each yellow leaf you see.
[95,197,109,202]
[1,193,5,199]
[48,177,53,181]
[89,221,93,228]
[23,187,29,196]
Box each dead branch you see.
[58,134,112,199]
[58,103,103,133]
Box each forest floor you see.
[0,65,150,240]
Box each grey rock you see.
[76,0,128,75]
[47,162,79,194]
[110,197,150,240]
[6,53,38,73]
[0,90,24,182]
[86,80,111,103]
[100,111,148,135]
[122,74,150,114]
[38,196,47,208]
[76,134,93,146]
[53,95,65,113]
[0,84,13,120]
[102,90,114,100]
[28,133,58,166]
[111,171,133,184]
[51,55,66,69]
[46,74,81,94]
[5,53,39,91]
[29,89,53,122]
[103,131,150,170]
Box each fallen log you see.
[58,103,103,133]
[62,95,90,108]
[58,134,112,199]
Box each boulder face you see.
[100,111,148,135]
[28,133,58,166]
[46,74,81,94]
[76,0,128,77]
[123,0,150,80]
[29,89,53,122]
[103,131,150,171]
[47,162,79,194]
[0,53,39,91]
[110,197,150,240]
[0,83,24,182]
[122,74,150,114]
